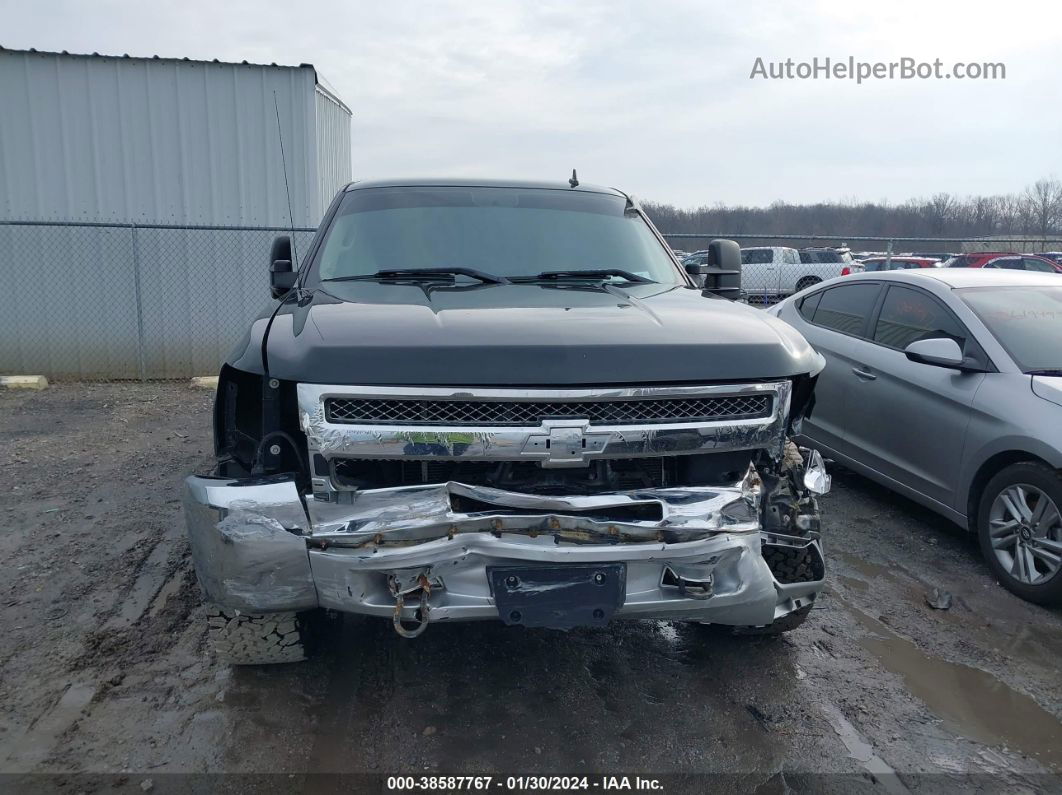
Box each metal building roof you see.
[0,45,350,113]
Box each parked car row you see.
[857,256,940,272]
[850,251,956,263]
[943,252,1062,272]
[841,252,1062,277]
[674,246,1062,283]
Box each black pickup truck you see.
[182,178,829,664]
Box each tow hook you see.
[390,573,431,638]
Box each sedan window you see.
[798,290,822,321]
[806,283,880,336]
[1023,257,1057,272]
[872,286,966,351]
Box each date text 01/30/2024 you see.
[386,776,664,791]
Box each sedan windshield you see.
[958,285,1062,372]
[312,186,683,285]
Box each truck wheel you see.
[795,276,821,292]
[976,462,1062,606]
[206,606,310,665]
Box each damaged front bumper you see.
[182,473,825,631]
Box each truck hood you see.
[230,281,823,386]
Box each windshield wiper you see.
[511,269,653,284]
[322,268,509,285]
[1027,369,1062,376]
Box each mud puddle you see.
[846,603,1062,771]
[834,550,901,584]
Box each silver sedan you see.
[769,269,1062,605]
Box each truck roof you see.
[344,177,628,198]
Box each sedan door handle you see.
[852,366,877,380]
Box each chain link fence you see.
[0,221,315,380]
[663,232,1062,305]
[3,223,1061,380]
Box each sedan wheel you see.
[987,484,1062,585]
[978,462,1062,605]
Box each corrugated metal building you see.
[0,47,352,379]
[0,47,351,225]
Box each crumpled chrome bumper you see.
[182,475,824,628]
[182,476,318,613]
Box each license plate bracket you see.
[488,563,626,629]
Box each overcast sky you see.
[3,0,1059,207]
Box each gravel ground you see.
[1,383,1061,792]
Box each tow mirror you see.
[270,235,297,299]
[690,238,742,300]
[904,337,964,369]
[708,238,742,270]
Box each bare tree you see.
[922,193,955,234]
[1022,178,1062,238]
[968,196,998,235]
[642,178,1062,245]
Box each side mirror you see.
[904,337,964,369]
[696,238,742,300]
[270,235,297,299]
[707,238,742,270]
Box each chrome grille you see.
[325,394,772,426]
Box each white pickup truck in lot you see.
[739,247,800,299]
[740,246,855,299]
[797,248,856,284]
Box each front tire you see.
[977,462,1062,606]
[207,606,310,665]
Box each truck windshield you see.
[311,186,683,285]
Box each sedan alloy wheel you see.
[987,483,1062,585]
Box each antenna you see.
[273,91,300,269]
[569,169,579,188]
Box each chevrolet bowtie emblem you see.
[522,420,611,467]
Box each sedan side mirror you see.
[270,235,297,299]
[904,337,964,369]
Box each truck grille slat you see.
[325,394,772,427]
